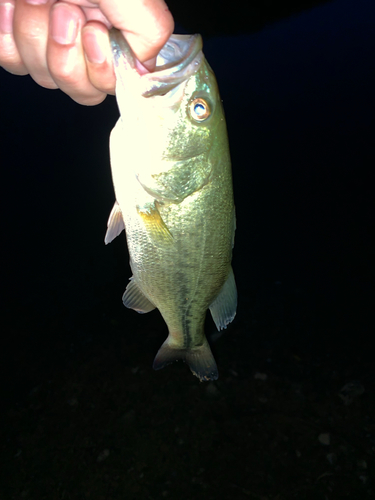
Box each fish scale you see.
[105,29,237,381]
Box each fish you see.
[105,28,237,381]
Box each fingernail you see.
[25,0,49,5]
[51,3,79,45]
[139,58,155,74]
[83,28,106,64]
[0,2,14,35]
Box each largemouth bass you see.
[105,29,237,381]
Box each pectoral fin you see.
[209,266,237,331]
[105,201,125,244]
[137,202,173,245]
[122,277,156,313]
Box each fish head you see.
[110,29,227,203]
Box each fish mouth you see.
[110,29,204,98]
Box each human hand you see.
[0,0,174,105]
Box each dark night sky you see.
[0,0,374,401]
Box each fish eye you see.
[189,97,211,122]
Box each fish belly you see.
[121,157,233,381]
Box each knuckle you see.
[0,64,28,76]
[0,55,28,75]
[0,41,23,71]
[87,70,115,95]
[32,75,58,89]
[47,48,87,84]
[50,63,79,84]
[72,92,106,106]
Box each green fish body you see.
[106,29,236,381]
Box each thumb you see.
[97,0,174,67]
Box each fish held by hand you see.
[105,28,237,381]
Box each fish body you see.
[106,29,237,381]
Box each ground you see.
[1,282,373,500]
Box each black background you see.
[0,0,374,498]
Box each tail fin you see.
[153,337,218,382]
